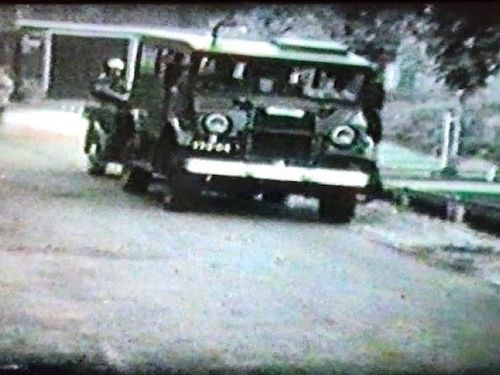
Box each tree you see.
[212,4,343,40]
[335,3,499,167]
[420,3,500,170]
[333,5,406,63]
[424,3,500,96]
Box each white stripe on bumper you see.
[184,158,369,187]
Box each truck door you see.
[129,43,166,140]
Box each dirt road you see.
[0,109,499,374]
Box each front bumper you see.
[183,157,369,188]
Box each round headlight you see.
[330,125,356,148]
[203,113,230,134]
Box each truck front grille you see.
[249,133,312,161]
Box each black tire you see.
[88,159,106,176]
[237,192,256,202]
[123,165,152,194]
[225,191,255,206]
[319,193,356,224]
[163,171,202,212]
[262,190,287,204]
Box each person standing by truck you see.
[359,68,385,150]
[357,67,386,199]
[90,57,132,163]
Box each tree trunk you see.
[449,90,469,170]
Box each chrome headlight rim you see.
[202,113,232,135]
[330,125,357,149]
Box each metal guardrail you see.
[381,168,499,184]
[385,181,500,235]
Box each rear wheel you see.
[319,191,357,224]
[88,159,106,176]
[224,191,255,207]
[163,171,202,212]
[123,165,152,194]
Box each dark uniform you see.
[357,69,386,198]
[359,69,385,145]
[90,69,132,161]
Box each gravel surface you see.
[0,109,499,374]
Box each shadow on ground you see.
[140,182,329,225]
[2,353,498,375]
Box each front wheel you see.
[163,171,202,212]
[123,165,152,194]
[319,192,357,224]
[262,190,287,204]
[88,158,106,176]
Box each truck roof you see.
[16,19,376,70]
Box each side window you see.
[140,45,159,76]
[130,45,165,107]
[335,72,365,101]
[258,78,275,93]
[232,62,246,80]
[197,56,217,76]
[156,49,173,78]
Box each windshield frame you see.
[189,52,370,104]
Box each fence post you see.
[446,196,465,223]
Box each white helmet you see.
[107,58,125,71]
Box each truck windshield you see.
[192,53,366,103]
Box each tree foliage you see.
[295,3,500,96]
[333,5,410,63]
[423,3,500,96]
